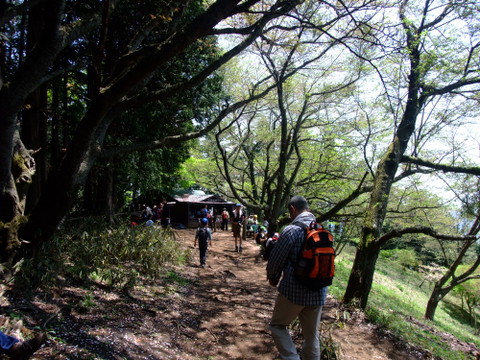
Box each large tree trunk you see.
[425,284,448,320]
[343,234,381,308]
[343,121,419,307]
[0,132,36,266]
[104,163,115,224]
[83,162,116,222]
[0,0,65,267]
[342,17,422,307]
[19,106,107,254]
[22,2,49,213]
[22,87,48,214]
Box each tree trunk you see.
[104,164,115,223]
[0,132,36,266]
[344,234,381,308]
[19,118,101,256]
[0,0,65,266]
[22,86,48,214]
[94,162,116,223]
[83,170,95,214]
[425,284,446,320]
[424,235,480,320]
[343,17,422,307]
[0,177,22,266]
[22,0,49,213]
[343,135,415,306]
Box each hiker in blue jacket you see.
[266,196,328,360]
[0,330,46,359]
[194,217,212,268]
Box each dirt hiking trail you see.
[0,228,465,359]
[172,228,416,360]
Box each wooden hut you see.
[168,190,235,228]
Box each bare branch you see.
[318,172,369,222]
[376,226,477,248]
[401,155,480,176]
[100,79,278,159]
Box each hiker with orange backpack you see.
[266,196,329,360]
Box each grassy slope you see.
[328,245,480,360]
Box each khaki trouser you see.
[269,293,323,360]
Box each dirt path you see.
[173,228,415,360]
[1,228,428,359]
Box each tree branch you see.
[114,0,301,114]
[99,80,278,159]
[401,155,480,176]
[318,172,369,222]
[376,226,477,248]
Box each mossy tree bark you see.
[343,1,426,307]
[343,0,480,307]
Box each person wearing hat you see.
[232,203,245,252]
[194,217,212,267]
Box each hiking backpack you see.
[197,227,209,244]
[262,237,277,261]
[293,221,335,290]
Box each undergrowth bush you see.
[394,249,420,270]
[452,280,480,334]
[380,248,420,270]
[16,217,192,289]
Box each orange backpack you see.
[294,221,335,290]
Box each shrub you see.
[16,217,191,289]
[453,281,480,333]
[380,249,396,259]
[394,249,420,270]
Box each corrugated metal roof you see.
[172,193,235,205]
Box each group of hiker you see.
[197,203,248,252]
[130,202,170,227]
[198,204,250,235]
[193,196,332,360]
[199,203,272,253]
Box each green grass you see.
[165,270,193,286]
[330,245,480,359]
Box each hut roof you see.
[172,190,235,206]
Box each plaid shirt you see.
[266,211,328,307]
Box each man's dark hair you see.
[288,196,308,211]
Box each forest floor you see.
[1,228,478,359]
